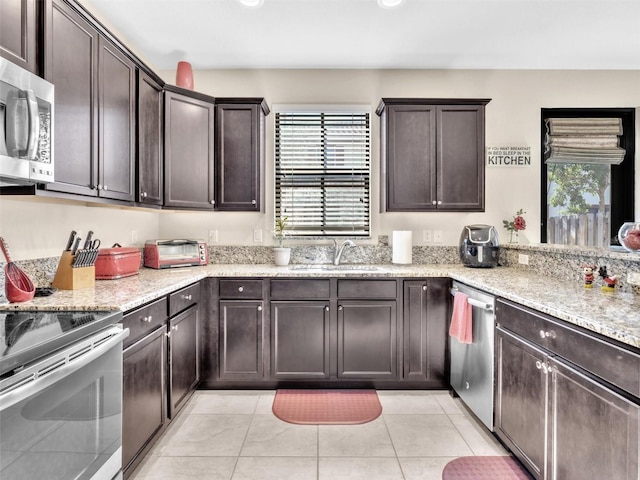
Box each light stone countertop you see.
[1,263,638,350]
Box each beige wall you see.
[1,68,638,260]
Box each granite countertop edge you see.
[2,263,638,350]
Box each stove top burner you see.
[0,310,122,377]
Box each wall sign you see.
[487,146,531,167]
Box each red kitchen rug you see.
[272,389,382,425]
[442,456,532,480]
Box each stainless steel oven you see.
[0,57,54,185]
[0,311,127,480]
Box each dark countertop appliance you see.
[459,224,500,268]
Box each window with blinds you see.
[275,109,370,237]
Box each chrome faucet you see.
[333,239,355,265]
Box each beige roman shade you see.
[544,117,626,165]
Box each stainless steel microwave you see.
[0,58,54,185]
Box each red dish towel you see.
[449,291,473,344]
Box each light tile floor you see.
[129,390,510,480]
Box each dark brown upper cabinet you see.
[137,71,164,206]
[43,0,135,202]
[0,0,40,74]
[377,98,490,212]
[163,86,215,210]
[214,98,269,212]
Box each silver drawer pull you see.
[238,286,244,293]
[422,285,427,291]
[325,306,329,312]
[141,315,153,323]
[539,330,556,339]
[172,325,179,332]
[257,305,262,312]
[181,294,192,301]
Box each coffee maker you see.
[459,224,500,268]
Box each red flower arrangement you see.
[503,209,526,242]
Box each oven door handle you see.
[0,326,129,411]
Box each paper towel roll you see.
[392,231,413,264]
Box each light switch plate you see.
[422,230,432,243]
[433,230,443,243]
[253,228,263,243]
[208,229,218,244]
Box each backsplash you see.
[1,243,638,295]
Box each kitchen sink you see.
[288,264,380,272]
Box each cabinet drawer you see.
[496,299,640,397]
[169,282,201,317]
[338,279,397,299]
[220,279,263,299]
[271,279,330,299]
[123,297,168,346]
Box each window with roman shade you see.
[274,107,370,237]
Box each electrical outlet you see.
[131,230,138,245]
[253,228,263,243]
[422,230,432,243]
[518,253,529,265]
[208,229,218,244]
[433,230,443,243]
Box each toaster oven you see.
[143,239,208,269]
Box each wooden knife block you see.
[52,251,95,290]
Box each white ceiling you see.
[87,0,640,70]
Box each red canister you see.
[94,246,141,280]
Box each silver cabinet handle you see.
[238,286,244,292]
[181,294,192,301]
[257,305,262,312]
[140,191,148,199]
[251,199,256,205]
[172,325,179,332]
[539,330,556,339]
[338,305,343,311]
[432,200,437,205]
[422,285,427,291]
[325,306,329,312]
[141,315,153,323]
[437,200,442,205]
[103,185,108,191]
[535,360,550,374]
[97,184,102,190]
[210,200,215,205]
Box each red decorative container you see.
[176,61,194,90]
[95,247,141,280]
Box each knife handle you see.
[71,237,82,255]
[65,230,77,251]
[84,231,94,250]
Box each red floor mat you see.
[442,456,532,480]
[272,389,382,425]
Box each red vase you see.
[176,61,194,90]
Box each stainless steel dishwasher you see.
[449,281,495,431]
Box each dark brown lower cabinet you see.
[168,305,200,418]
[337,301,397,379]
[219,300,264,380]
[271,301,330,379]
[122,326,166,475]
[496,325,640,480]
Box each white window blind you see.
[275,109,370,236]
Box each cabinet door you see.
[271,301,330,379]
[219,300,264,380]
[403,281,429,380]
[495,327,547,480]
[164,91,215,209]
[98,37,135,201]
[44,0,98,197]
[168,305,199,418]
[385,105,436,211]
[137,71,163,205]
[123,326,166,474]
[338,300,397,379]
[550,358,640,480]
[436,105,485,211]
[215,103,261,211]
[0,0,37,73]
